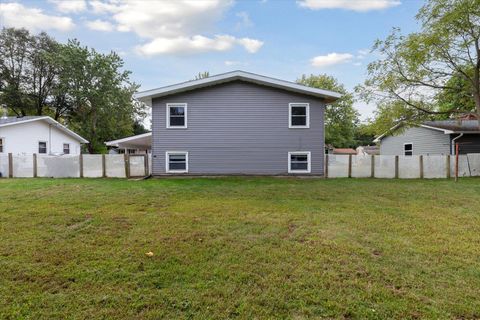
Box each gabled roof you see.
[374,120,480,143]
[134,70,342,105]
[0,116,89,143]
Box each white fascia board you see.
[134,70,342,103]
[105,132,152,146]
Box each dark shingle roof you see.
[423,120,480,132]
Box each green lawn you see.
[1,177,479,319]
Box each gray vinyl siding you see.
[151,81,325,175]
[380,126,451,155]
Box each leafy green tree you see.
[297,74,360,147]
[357,0,480,124]
[56,40,144,153]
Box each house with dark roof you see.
[134,70,341,175]
[374,120,480,155]
[0,116,88,155]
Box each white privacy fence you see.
[0,154,151,179]
[326,154,480,179]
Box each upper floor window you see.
[404,143,413,156]
[0,138,4,153]
[38,141,47,154]
[167,103,187,128]
[289,103,309,128]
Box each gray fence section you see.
[0,154,150,178]
[327,154,480,179]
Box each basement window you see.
[166,151,188,173]
[288,151,311,173]
[289,103,310,128]
[167,103,187,128]
[404,143,413,156]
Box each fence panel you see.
[12,155,34,178]
[374,155,396,178]
[105,155,126,178]
[37,155,80,178]
[328,155,350,178]
[83,155,103,178]
[351,155,372,178]
[467,154,480,176]
[423,155,447,179]
[398,156,421,179]
[0,154,9,178]
[129,155,146,177]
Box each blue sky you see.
[0,0,424,120]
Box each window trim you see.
[165,151,189,173]
[38,141,47,154]
[288,103,310,129]
[63,143,70,155]
[288,151,311,173]
[0,137,4,153]
[403,142,413,156]
[166,103,188,129]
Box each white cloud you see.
[0,2,74,32]
[49,0,86,13]
[85,19,114,32]
[237,38,263,53]
[236,11,253,29]
[137,35,263,56]
[87,0,263,56]
[225,60,249,66]
[298,0,401,12]
[310,53,353,67]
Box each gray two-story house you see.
[134,71,341,176]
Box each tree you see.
[0,28,32,116]
[357,0,480,125]
[297,74,360,147]
[57,40,144,153]
[194,71,210,80]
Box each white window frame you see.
[63,143,70,154]
[403,143,413,156]
[288,151,311,173]
[38,141,47,154]
[0,137,4,153]
[165,151,189,173]
[289,103,310,129]
[166,103,188,129]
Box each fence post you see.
[446,155,451,179]
[33,153,37,178]
[395,155,399,179]
[419,155,424,179]
[325,154,329,178]
[102,154,106,178]
[8,153,13,178]
[348,154,352,178]
[79,154,83,178]
[124,154,130,178]
[144,154,149,176]
[371,155,375,178]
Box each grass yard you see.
[1,177,480,319]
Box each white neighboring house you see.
[0,116,88,155]
[105,132,151,154]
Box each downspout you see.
[451,133,463,155]
[49,124,52,155]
